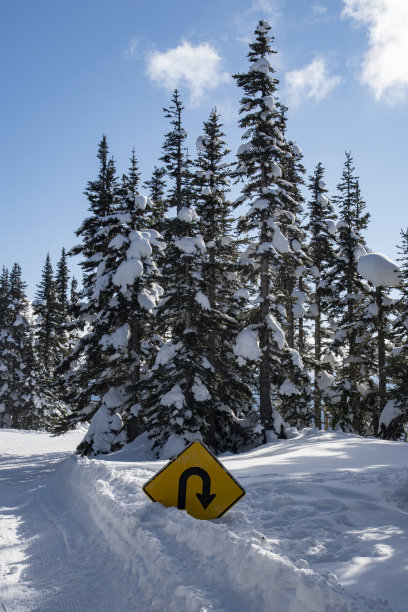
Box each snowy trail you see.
[1,429,407,611]
[0,432,126,611]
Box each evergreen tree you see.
[232,19,305,438]
[54,247,71,360]
[0,266,9,330]
[144,166,168,231]
[33,254,60,376]
[134,96,251,456]
[136,209,222,457]
[305,163,338,429]
[326,153,373,433]
[193,109,261,451]
[121,148,141,212]
[160,90,190,214]
[379,230,408,439]
[0,264,45,429]
[71,135,121,294]
[0,267,11,427]
[55,140,163,456]
[56,248,69,318]
[272,132,313,429]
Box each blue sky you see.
[1,0,407,298]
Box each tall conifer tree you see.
[1,265,46,429]
[232,19,305,438]
[55,141,164,456]
[381,228,408,439]
[306,163,338,429]
[327,153,373,433]
[194,109,261,451]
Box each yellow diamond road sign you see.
[143,440,245,520]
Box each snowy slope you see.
[1,429,408,611]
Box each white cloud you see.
[284,56,341,106]
[342,0,408,103]
[311,4,328,17]
[249,0,279,13]
[234,0,282,44]
[146,40,230,106]
[125,38,140,60]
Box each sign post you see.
[143,440,245,520]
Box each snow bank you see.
[62,432,394,612]
[1,429,403,611]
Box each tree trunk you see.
[259,239,272,435]
[314,292,322,430]
[375,286,386,435]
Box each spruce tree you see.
[272,132,313,429]
[194,109,261,451]
[55,140,164,456]
[160,90,190,215]
[378,230,408,439]
[232,19,305,438]
[305,163,338,429]
[71,135,121,294]
[54,247,71,362]
[0,264,45,429]
[121,148,141,211]
[0,267,11,427]
[144,166,167,232]
[136,208,221,457]
[135,95,248,456]
[33,254,60,376]
[326,153,373,433]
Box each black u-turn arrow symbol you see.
[177,467,216,510]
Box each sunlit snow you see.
[1,429,407,611]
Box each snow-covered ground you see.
[1,428,407,611]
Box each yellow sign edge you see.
[142,439,246,519]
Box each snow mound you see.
[65,433,393,612]
[357,253,401,287]
[0,429,403,611]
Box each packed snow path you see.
[1,430,408,611]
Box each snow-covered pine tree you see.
[0,264,45,429]
[0,267,11,427]
[121,148,141,208]
[33,253,60,377]
[54,247,71,363]
[272,127,313,429]
[33,254,68,425]
[136,206,223,457]
[144,166,167,231]
[193,108,261,451]
[160,90,190,215]
[135,96,246,457]
[70,135,122,296]
[305,163,338,429]
[55,147,164,456]
[54,136,122,440]
[358,252,400,435]
[232,19,305,438]
[381,229,408,439]
[326,153,374,433]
